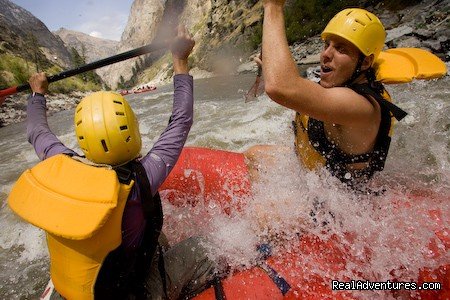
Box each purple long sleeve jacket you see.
[26,74,194,252]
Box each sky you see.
[10,0,134,41]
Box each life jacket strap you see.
[114,165,132,184]
[158,244,168,299]
[351,84,408,121]
[95,161,164,298]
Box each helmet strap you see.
[365,67,385,94]
[344,54,365,87]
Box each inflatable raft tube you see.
[39,147,449,299]
[159,147,450,300]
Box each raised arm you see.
[262,1,378,126]
[27,72,78,160]
[140,26,195,194]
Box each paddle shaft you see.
[244,51,263,102]
[0,41,168,101]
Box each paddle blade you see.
[244,76,265,102]
[375,48,447,84]
[0,86,19,98]
[0,86,19,105]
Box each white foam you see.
[0,74,449,298]
[0,208,47,263]
[162,147,449,293]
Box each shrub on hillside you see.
[250,0,422,47]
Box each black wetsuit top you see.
[305,83,407,187]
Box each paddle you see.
[245,52,264,102]
[0,41,169,105]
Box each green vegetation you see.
[117,75,127,90]
[0,54,33,88]
[248,0,360,47]
[46,65,101,94]
[250,0,420,47]
[284,0,359,44]
[141,53,173,83]
[0,53,102,94]
[69,47,103,86]
[365,0,423,10]
[121,56,150,89]
[249,22,263,50]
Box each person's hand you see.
[254,52,262,68]
[28,72,48,94]
[170,25,195,61]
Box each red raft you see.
[133,85,157,94]
[117,90,130,96]
[159,147,450,300]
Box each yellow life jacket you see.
[293,84,405,181]
[8,154,134,300]
[293,112,326,170]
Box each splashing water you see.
[160,77,450,299]
[0,74,448,298]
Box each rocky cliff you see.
[1,0,448,90]
[101,0,262,88]
[54,28,118,64]
[195,0,262,72]
[0,0,72,67]
[1,0,448,127]
[104,0,449,89]
[100,0,167,88]
[54,28,119,82]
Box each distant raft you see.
[118,89,131,96]
[118,85,157,96]
[133,85,157,94]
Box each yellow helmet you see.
[74,91,141,166]
[321,8,386,61]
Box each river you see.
[0,73,448,299]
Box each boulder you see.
[423,40,444,52]
[386,26,414,43]
[298,54,320,65]
[414,28,434,39]
[396,36,423,48]
[237,61,258,74]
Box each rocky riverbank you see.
[0,91,87,127]
[238,0,449,73]
[1,0,448,128]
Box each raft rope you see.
[257,243,291,296]
[213,276,226,300]
[258,262,292,296]
[209,243,291,298]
